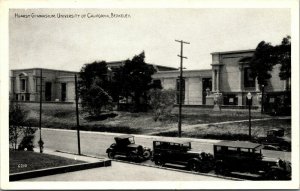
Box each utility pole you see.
[75,74,81,155]
[39,69,43,153]
[175,39,190,138]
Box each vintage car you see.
[213,141,291,180]
[151,140,214,173]
[106,135,152,161]
[255,128,291,151]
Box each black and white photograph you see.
[0,0,299,190]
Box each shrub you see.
[148,89,176,121]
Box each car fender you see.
[187,158,201,165]
[106,147,114,153]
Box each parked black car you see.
[152,140,214,173]
[254,128,291,151]
[106,135,152,161]
[213,141,291,180]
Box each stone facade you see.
[211,49,289,106]
[10,49,289,107]
[10,68,77,102]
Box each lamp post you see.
[246,92,252,141]
[261,85,264,114]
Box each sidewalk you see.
[33,148,102,163]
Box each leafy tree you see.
[81,82,113,116]
[274,36,291,84]
[249,41,276,87]
[148,89,176,121]
[79,61,113,116]
[113,52,161,111]
[9,103,36,151]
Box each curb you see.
[10,160,111,181]
[57,150,243,181]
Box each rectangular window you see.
[223,94,238,105]
[244,68,255,87]
[45,82,52,101]
[176,78,185,104]
[61,83,66,101]
[21,79,26,91]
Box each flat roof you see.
[214,141,263,149]
[115,134,134,139]
[211,49,255,55]
[154,140,191,144]
[11,68,79,73]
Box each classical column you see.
[185,78,189,105]
[216,69,220,92]
[15,76,20,93]
[255,77,260,91]
[238,66,243,91]
[212,70,215,92]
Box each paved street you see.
[26,160,229,181]
[35,128,291,161]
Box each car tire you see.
[215,161,226,175]
[155,158,164,166]
[143,150,151,160]
[188,161,199,172]
[107,151,115,159]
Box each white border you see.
[1,0,299,189]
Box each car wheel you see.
[143,150,151,160]
[155,158,164,166]
[107,151,115,159]
[215,162,226,175]
[188,161,199,172]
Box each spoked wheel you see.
[188,161,199,172]
[107,151,115,159]
[143,150,151,160]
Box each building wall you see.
[153,70,212,105]
[10,68,77,103]
[211,50,288,106]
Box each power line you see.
[175,39,190,138]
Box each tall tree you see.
[113,52,160,111]
[275,36,291,83]
[249,41,276,87]
[79,61,113,116]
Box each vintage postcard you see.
[0,0,299,190]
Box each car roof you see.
[115,135,134,139]
[154,140,191,144]
[214,141,263,150]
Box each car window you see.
[128,137,135,144]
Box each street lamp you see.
[261,85,265,114]
[246,92,252,141]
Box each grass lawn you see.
[154,119,291,141]
[21,103,290,141]
[9,150,84,173]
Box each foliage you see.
[249,41,275,87]
[274,36,291,81]
[79,61,114,116]
[113,51,161,112]
[250,36,291,89]
[18,135,35,151]
[80,81,113,116]
[9,103,37,151]
[148,89,176,121]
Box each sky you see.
[9,8,291,71]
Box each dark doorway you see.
[45,82,52,101]
[61,83,66,101]
[202,78,212,105]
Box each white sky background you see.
[9,9,291,71]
